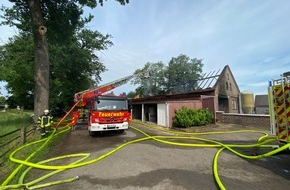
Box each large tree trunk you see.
[27,0,49,122]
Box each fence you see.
[215,111,270,130]
[0,122,35,166]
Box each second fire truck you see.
[268,71,290,144]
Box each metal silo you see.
[240,91,255,114]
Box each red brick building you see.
[131,65,240,127]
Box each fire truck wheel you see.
[88,130,95,136]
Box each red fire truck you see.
[86,95,131,135]
[71,71,148,136]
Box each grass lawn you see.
[0,110,33,135]
[0,110,70,185]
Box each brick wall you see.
[216,111,270,129]
[168,101,202,127]
[201,96,216,113]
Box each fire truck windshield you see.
[94,99,128,111]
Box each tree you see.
[0,35,34,109]
[0,0,129,119]
[25,0,50,121]
[126,91,137,99]
[0,96,6,105]
[0,31,111,109]
[166,54,203,94]
[48,29,112,109]
[131,55,203,97]
[132,62,166,97]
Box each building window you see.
[226,82,228,90]
[232,99,237,110]
[227,73,229,80]
[229,83,232,91]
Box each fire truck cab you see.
[87,95,131,136]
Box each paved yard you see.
[24,122,290,190]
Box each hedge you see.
[173,106,213,128]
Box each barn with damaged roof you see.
[130,65,240,128]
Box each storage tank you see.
[240,91,255,114]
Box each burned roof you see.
[196,68,222,90]
[131,65,236,103]
[131,88,214,103]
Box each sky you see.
[1,0,290,97]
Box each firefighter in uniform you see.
[38,110,54,138]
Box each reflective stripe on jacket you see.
[38,114,53,127]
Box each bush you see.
[173,106,213,128]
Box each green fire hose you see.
[0,120,287,190]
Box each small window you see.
[229,83,232,91]
[226,82,229,90]
[232,99,237,110]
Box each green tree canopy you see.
[132,54,203,97]
[0,0,129,111]
[0,96,6,105]
[132,62,167,97]
[166,54,203,93]
[0,34,34,109]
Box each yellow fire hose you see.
[0,120,287,190]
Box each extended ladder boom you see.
[74,68,150,106]
[74,75,134,105]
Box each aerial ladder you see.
[74,75,137,106]
[66,69,150,135]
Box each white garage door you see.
[157,103,167,127]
